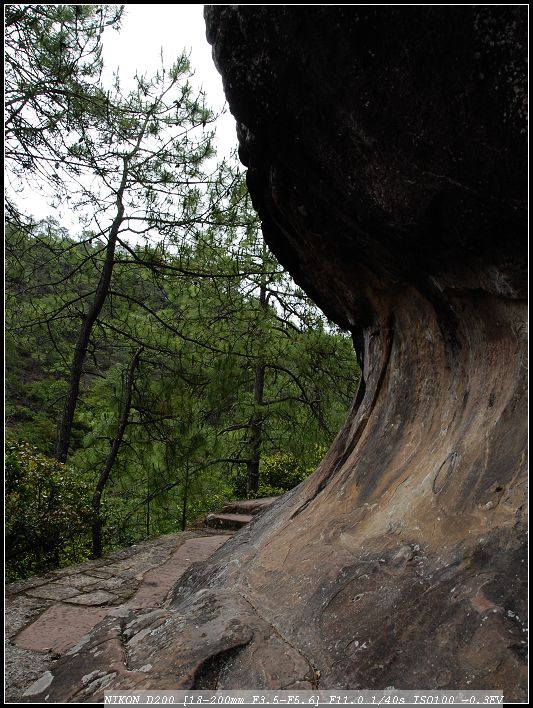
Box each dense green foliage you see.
[5,222,358,576]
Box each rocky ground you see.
[5,530,232,701]
[5,497,278,702]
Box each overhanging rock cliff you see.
[200,8,527,694]
[25,6,527,701]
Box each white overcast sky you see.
[15,4,239,227]
[101,4,238,156]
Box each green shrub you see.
[5,441,93,581]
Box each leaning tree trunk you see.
[29,7,527,702]
[55,158,129,463]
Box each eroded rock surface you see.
[20,7,527,702]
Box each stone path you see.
[5,498,280,701]
[124,534,228,608]
[5,530,232,701]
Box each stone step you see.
[221,496,279,516]
[204,512,254,530]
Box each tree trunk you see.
[246,259,268,495]
[245,364,265,495]
[181,461,190,532]
[91,347,142,558]
[146,469,150,538]
[55,159,129,463]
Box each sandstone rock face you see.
[201,6,527,697]
[24,7,527,701]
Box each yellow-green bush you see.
[248,447,327,498]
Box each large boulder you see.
[26,7,527,701]
[199,7,527,696]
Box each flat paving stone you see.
[103,579,139,604]
[6,529,235,701]
[83,568,116,579]
[14,604,110,653]
[5,576,51,595]
[89,575,131,591]
[63,590,117,606]
[125,535,229,608]
[5,641,52,702]
[5,595,51,639]
[55,574,102,590]
[25,584,80,601]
